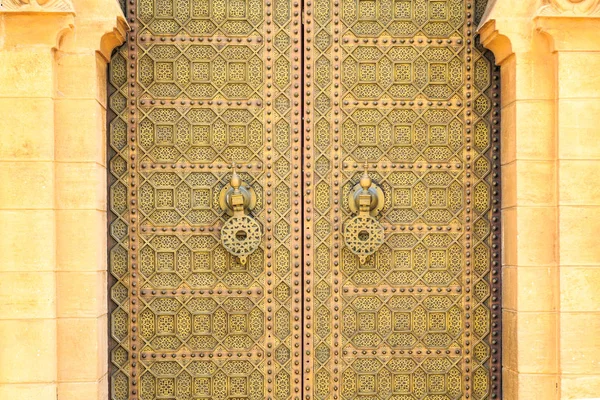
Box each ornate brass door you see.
[108,0,501,399]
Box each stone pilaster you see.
[53,2,126,398]
[0,9,74,400]
[0,1,126,398]
[480,0,600,398]
[534,11,600,398]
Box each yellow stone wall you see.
[0,0,598,399]
[0,1,126,399]
[480,0,600,398]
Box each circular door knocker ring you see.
[221,215,261,265]
[344,215,385,264]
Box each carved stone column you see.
[53,2,126,397]
[479,0,600,398]
[0,5,74,400]
[534,5,600,398]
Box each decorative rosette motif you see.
[344,215,385,264]
[221,215,261,266]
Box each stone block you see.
[57,377,107,400]
[0,319,57,383]
[56,210,106,272]
[558,52,600,99]
[55,99,106,165]
[560,206,600,266]
[503,160,556,208]
[559,160,600,206]
[0,98,54,161]
[515,100,556,161]
[0,383,57,400]
[560,267,600,312]
[55,162,106,210]
[0,272,56,319]
[0,162,54,210]
[0,210,55,272]
[0,49,54,98]
[57,271,107,318]
[561,375,600,399]
[57,316,107,382]
[559,99,600,160]
[503,369,560,400]
[503,206,557,267]
[503,266,557,312]
[560,313,600,374]
[56,52,103,102]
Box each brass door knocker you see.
[343,165,385,264]
[219,168,260,265]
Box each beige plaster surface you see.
[480,0,600,398]
[0,1,126,399]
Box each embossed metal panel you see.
[107,0,303,399]
[301,0,502,399]
[109,0,501,398]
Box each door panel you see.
[108,0,501,399]
[302,0,501,399]
[108,1,303,399]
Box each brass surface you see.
[108,0,502,399]
[301,0,502,399]
[107,0,304,399]
[348,180,385,217]
[218,176,257,217]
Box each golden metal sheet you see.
[108,0,502,399]
[301,0,502,399]
[108,0,304,399]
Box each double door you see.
[108,0,502,399]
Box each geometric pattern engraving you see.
[138,44,263,101]
[110,0,500,398]
[137,0,264,37]
[138,233,264,290]
[342,294,462,349]
[139,359,265,399]
[341,0,465,37]
[221,215,262,261]
[342,44,463,101]
[137,171,264,226]
[341,108,464,163]
[342,232,464,287]
[343,215,385,263]
[341,171,464,225]
[341,356,463,399]
[303,0,501,399]
[138,107,264,164]
[109,0,302,398]
[138,295,264,352]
